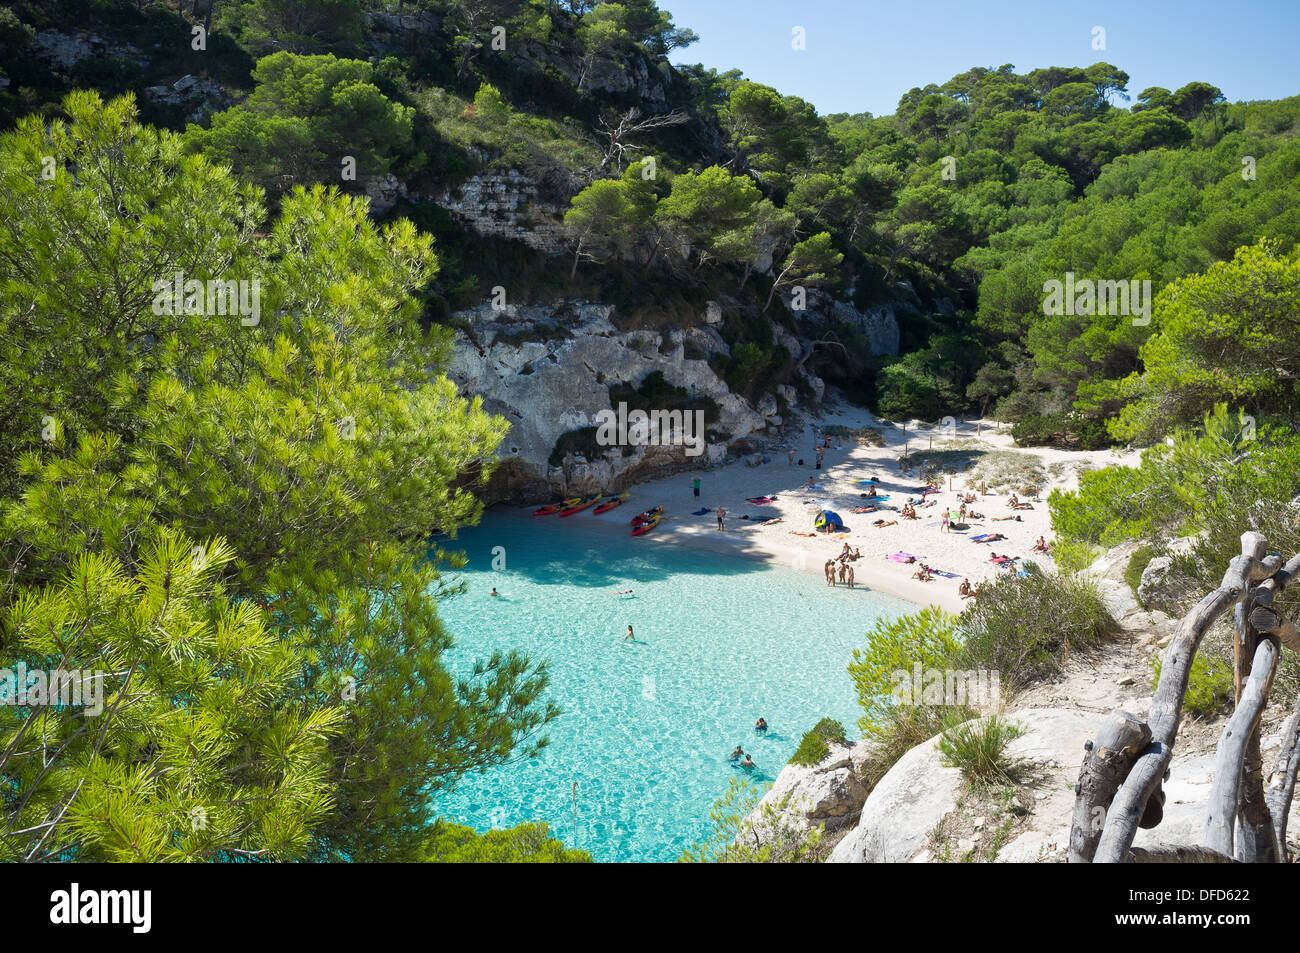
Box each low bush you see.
[959,567,1119,688]
[849,607,964,736]
[859,703,954,790]
[938,713,1027,786]
[789,717,849,767]
[1150,651,1233,718]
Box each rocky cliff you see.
[447,299,802,502]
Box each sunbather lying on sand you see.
[873,519,898,527]
[790,530,816,537]
[759,518,784,526]
[992,515,1021,522]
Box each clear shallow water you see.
[431,509,912,862]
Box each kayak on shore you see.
[592,492,630,515]
[632,513,662,536]
[558,494,603,517]
[630,505,663,526]
[534,497,582,516]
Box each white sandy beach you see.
[567,406,1140,613]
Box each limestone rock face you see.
[33,30,145,70]
[446,300,770,501]
[800,291,904,357]
[828,734,963,863]
[751,742,872,837]
[434,170,568,255]
[1137,556,1174,610]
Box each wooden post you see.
[1091,534,1266,863]
[1069,712,1152,863]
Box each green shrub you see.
[1051,538,1103,573]
[959,567,1119,688]
[1151,651,1233,717]
[1012,412,1113,449]
[849,607,964,736]
[420,820,591,862]
[938,713,1027,786]
[789,717,849,767]
[860,703,954,789]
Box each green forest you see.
[1,0,1299,865]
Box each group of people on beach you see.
[825,541,862,587]
[825,557,856,587]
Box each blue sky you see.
[665,0,1300,116]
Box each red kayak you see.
[631,514,662,536]
[558,495,602,517]
[630,506,663,526]
[592,492,630,515]
[534,497,582,516]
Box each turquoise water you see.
[431,509,912,862]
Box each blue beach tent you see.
[814,509,844,532]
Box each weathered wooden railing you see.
[1070,532,1300,863]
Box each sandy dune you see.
[570,406,1140,613]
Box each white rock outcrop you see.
[827,733,963,863]
[446,300,770,499]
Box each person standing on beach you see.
[816,447,825,470]
[788,448,796,466]
[693,476,700,499]
[716,506,726,531]
[846,564,855,588]
[941,511,950,533]
[825,559,836,586]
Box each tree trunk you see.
[1068,711,1151,863]
[1092,534,1267,862]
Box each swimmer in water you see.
[729,745,744,761]
[740,754,756,770]
[755,717,768,732]
[490,587,499,597]
[613,589,633,596]
[624,624,635,642]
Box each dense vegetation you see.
[5,0,1297,442]
[0,91,577,862]
[2,0,1298,863]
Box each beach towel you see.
[856,479,880,486]
[886,552,916,563]
[857,494,891,502]
[692,507,709,515]
[990,556,1011,564]
[970,534,993,542]
[747,496,777,505]
[931,570,960,579]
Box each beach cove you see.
[431,409,1137,861]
